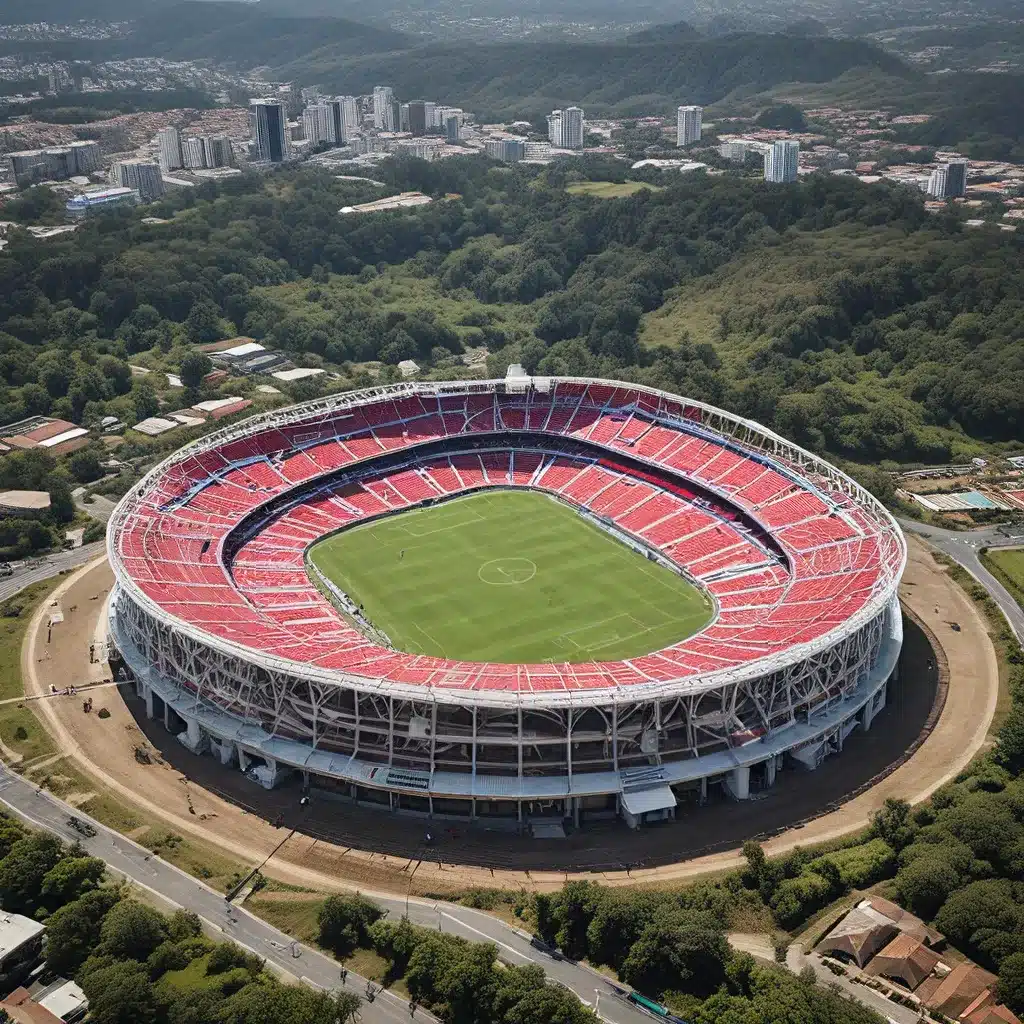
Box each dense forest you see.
[0,159,1021,483]
[290,31,906,120]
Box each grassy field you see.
[983,548,1024,609]
[566,180,660,198]
[0,576,62,763]
[308,490,711,663]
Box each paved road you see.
[0,543,105,604]
[0,763,418,1024]
[372,892,647,1024]
[0,761,651,1024]
[787,943,919,1024]
[72,488,117,524]
[899,518,1024,642]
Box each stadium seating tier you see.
[113,384,897,693]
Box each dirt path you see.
[21,536,999,895]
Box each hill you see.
[0,0,166,19]
[284,33,908,120]
[115,2,409,63]
[712,66,1024,161]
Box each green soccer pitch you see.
[307,490,714,664]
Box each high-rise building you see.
[424,101,437,129]
[399,103,411,133]
[764,140,800,183]
[112,160,165,201]
[676,105,702,147]
[302,102,336,146]
[446,115,461,143]
[408,101,427,137]
[326,99,347,145]
[928,160,967,199]
[68,140,101,175]
[250,99,289,163]
[6,141,100,188]
[548,107,584,150]
[719,141,749,162]
[339,96,359,132]
[182,137,206,169]
[373,86,394,130]
[203,136,235,169]
[156,127,183,172]
[547,111,562,147]
[485,138,525,162]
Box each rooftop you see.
[0,490,51,511]
[0,912,45,960]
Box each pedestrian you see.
[400,549,405,560]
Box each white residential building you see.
[112,159,165,201]
[302,103,336,146]
[927,160,967,199]
[764,140,800,183]
[548,107,584,149]
[156,126,183,172]
[339,95,359,132]
[373,86,395,131]
[676,105,702,146]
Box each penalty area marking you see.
[478,558,537,586]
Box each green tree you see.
[67,449,104,484]
[166,909,202,942]
[0,815,26,859]
[316,893,382,957]
[870,798,916,852]
[44,889,122,976]
[619,911,731,1000]
[99,900,167,961]
[40,855,105,907]
[894,855,963,920]
[78,961,161,1024]
[184,301,224,345]
[553,881,603,960]
[998,952,1024,1015]
[438,941,498,1024]
[178,350,213,389]
[0,833,64,913]
[165,988,225,1024]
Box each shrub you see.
[770,871,836,929]
[808,839,896,889]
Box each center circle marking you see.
[478,557,537,586]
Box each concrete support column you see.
[699,776,707,804]
[861,698,875,732]
[162,700,170,731]
[144,686,154,720]
[726,765,750,801]
[765,757,777,788]
[238,747,249,772]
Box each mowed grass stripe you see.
[308,490,713,664]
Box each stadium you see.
[107,369,906,831]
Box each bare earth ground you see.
[22,534,998,895]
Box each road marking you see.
[438,911,532,962]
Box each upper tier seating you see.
[118,383,895,693]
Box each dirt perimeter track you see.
[23,534,999,895]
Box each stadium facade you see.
[108,372,905,829]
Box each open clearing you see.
[984,547,1024,608]
[308,490,712,663]
[565,180,660,198]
